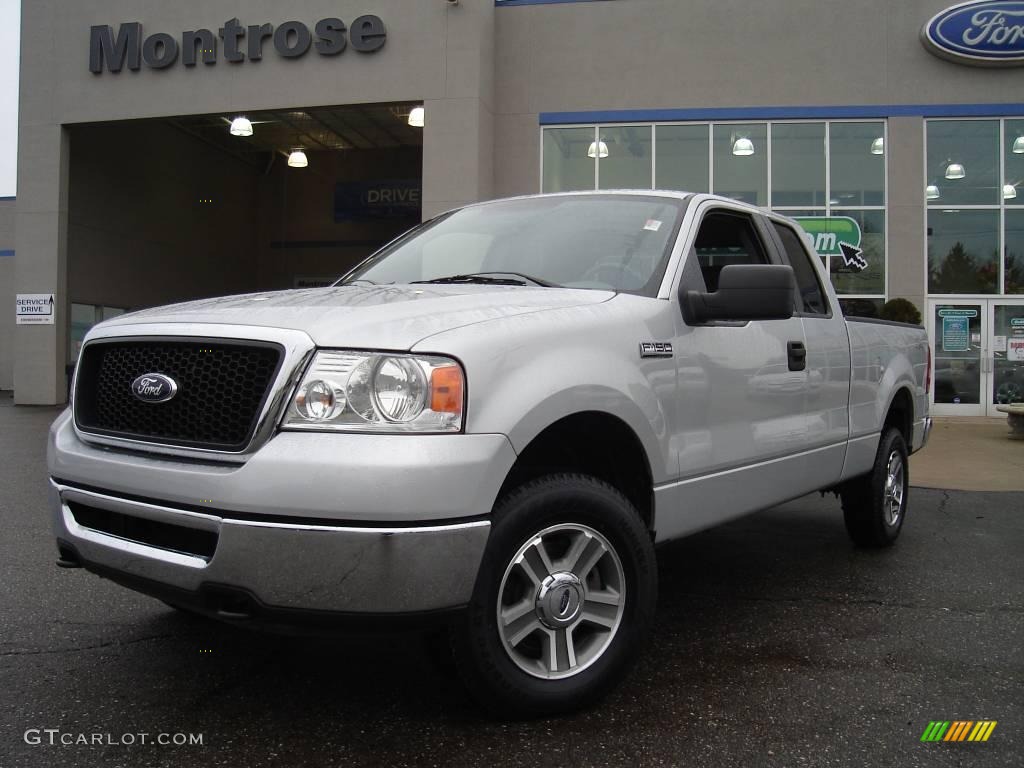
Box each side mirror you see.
[681,264,795,325]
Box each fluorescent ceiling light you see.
[587,140,609,159]
[1004,184,1018,200]
[732,137,755,156]
[407,106,425,127]
[925,184,940,200]
[229,117,253,137]
[287,150,308,168]
[944,163,965,180]
[870,137,884,155]
[1013,135,1024,154]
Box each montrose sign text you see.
[89,16,387,73]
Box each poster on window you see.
[1008,338,1024,362]
[941,316,970,352]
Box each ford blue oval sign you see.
[922,1,1024,66]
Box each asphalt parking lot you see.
[1,402,1021,768]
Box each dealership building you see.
[4,0,1024,416]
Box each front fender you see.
[413,299,678,484]
[470,344,672,483]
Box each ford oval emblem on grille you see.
[131,373,178,403]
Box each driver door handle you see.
[787,341,807,372]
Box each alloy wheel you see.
[496,523,626,680]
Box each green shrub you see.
[880,298,922,325]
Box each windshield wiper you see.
[413,272,559,287]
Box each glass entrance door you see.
[990,300,1024,417]
[930,302,986,416]
[929,299,1024,416]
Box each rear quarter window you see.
[772,222,829,316]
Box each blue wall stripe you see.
[540,103,1024,125]
[0,250,15,257]
[497,0,613,6]
[0,196,15,201]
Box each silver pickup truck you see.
[49,191,931,716]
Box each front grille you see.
[74,339,283,452]
[68,501,218,560]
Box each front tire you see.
[841,427,909,547]
[453,474,657,717]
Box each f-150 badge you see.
[639,342,673,358]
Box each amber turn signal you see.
[431,365,464,414]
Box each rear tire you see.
[453,474,657,718]
[841,427,909,547]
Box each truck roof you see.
[454,190,788,223]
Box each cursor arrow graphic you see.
[839,242,868,273]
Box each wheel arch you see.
[884,386,914,446]
[497,410,656,530]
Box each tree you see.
[880,298,922,325]
[1006,252,1023,295]
[929,241,996,294]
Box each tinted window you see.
[693,211,769,292]
[773,222,829,315]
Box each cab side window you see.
[692,211,770,292]
[772,222,829,316]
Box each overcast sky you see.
[1,0,19,197]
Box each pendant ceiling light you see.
[925,184,940,200]
[944,162,966,180]
[732,137,755,156]
[870,137,884,155]
[287,150,309,168]
[587,140,609,159]
[1013,135,1024,154]
[407,106,425,127]
[1004,184,1018,200]
[229,116,253,137]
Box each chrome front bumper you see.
[51,480,490,617]
[48,410,517,618]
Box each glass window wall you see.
[542,128,596,193]
[656,125,709,193]
[597,126,653,190]
[712,123,767,206]
[541,119,888,298]
[926,119,1023,295]
[771,122,825,207]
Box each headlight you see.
[282,351,464,433]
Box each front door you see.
[929,299,1024,417]
[930,302,986,416]
[660,204,811,542]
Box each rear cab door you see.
[764,215,852,486]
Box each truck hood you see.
[97,284,616,349]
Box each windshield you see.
[340,195,686,296]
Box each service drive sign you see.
[16,294,56,325]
